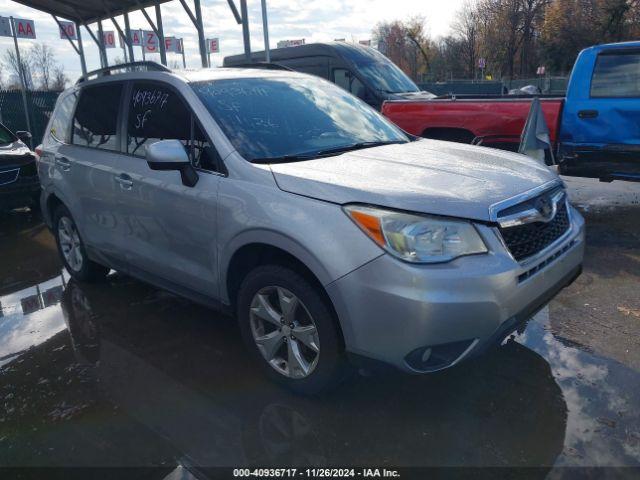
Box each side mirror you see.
[146,139,198,187]
[16,130,32,143]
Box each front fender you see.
[219,228,336,302]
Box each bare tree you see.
[51,67,68,91]
[452,1,481,78]
[31,43,58,90]
[3,49,34,89]
[373,18,432,80]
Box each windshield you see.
[191,76,409,161]
[358,62,420,94]
[334,44,420,94]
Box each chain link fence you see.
[418,77,569,96]
[0,90,61,146]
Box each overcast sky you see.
[0,0,465,82]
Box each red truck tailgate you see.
[382,97,564,146]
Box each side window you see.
[49,92,77,143]
[127,82,220,172]
[591,52,640,98]
[333,68,366,99]
[72,84,122,150]
[278,56,329,79]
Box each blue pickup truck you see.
[558,41,640,181]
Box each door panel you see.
[113,159,220,296]
[64,83,127,262]
[115,81,222,298]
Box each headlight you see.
[344,205,487,264]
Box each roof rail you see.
[226,62,293,71]
[76,61,171,84]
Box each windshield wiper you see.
[250,140,407,164]
[250,153,319,164]
[313,140,407,156]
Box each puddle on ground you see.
[0,269,639,471]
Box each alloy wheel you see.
[249,286,320,379]
[58,216,83,272]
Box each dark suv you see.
[0,123,38,212]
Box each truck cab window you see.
[127,82,220,172]
[591,52,640,97]
[333,69,366,99]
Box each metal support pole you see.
[240,0,251,61]
[207,50,211,68]
[124,12,135,62]
[226,0,242,24]
[109,16,131,63]
[261,0,270,62]
[52,16,80,55]
[121,35,128,63]
[140,30,146,61]
[76,21,87,75]
[9,16,32,147]
[193,0,208,68]
[155,4,167,65]
[181,39,186,68]
[84,23,104,68]
[97,20,108,67]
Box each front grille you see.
[499,201,570,261]
[0,168,20,186]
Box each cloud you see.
[0,0,464,81]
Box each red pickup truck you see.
[382,97,564,152]
[226,41,640,181]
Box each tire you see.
[237,265,347,395]
[53,205,109,283]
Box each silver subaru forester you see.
[37,64,584,393]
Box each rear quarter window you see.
[48,92,77,143]
[591,51,640,98]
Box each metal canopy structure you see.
[11,0,256,74]
[12,0,172,24]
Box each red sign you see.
[144,30,158,52]
[14,18,36,39]
[130,30,143,46]
[103,30,116,49]
[207,38,219,53]
[58,20,76,40]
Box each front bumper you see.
[0,168,40,211]
[326,205,585,373]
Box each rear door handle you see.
[115,173,133,190]
[578,109,599,119]
[54,155,71,171]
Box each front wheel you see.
[53,205,109,282]
[237,265,347,395]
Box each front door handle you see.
[578,109,599,119]
[54,155,71,171]
[115,173,133,190]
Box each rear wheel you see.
[53,205,109,282]
[237,265,347,394]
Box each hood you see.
[270,139,559,222]
[0,141,33,167]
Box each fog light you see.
[405,339,476,372]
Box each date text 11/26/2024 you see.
[233,468,401,478]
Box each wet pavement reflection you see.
[1,211,639,473]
